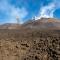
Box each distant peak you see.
[32,16,53,21]
[33,17,60,23]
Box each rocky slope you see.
[0,18,60,30]
[0,18,60,60]
[0,29,60,60]
[23,18,60,30]
[0,23,21,29]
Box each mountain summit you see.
[0,18,60,30]
[23,18,60,30]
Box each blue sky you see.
[0,0,60,24]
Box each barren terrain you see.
[0,29,60,60]
[0,18,60,60]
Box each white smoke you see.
[34,0,60,20]
[35,3,55,20]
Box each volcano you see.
[0,18,60,30]
[23,18,60,30]
[0,18,60,60]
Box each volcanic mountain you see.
[23,18,60,30]
[0,18,60,60]
[0,18,60,30]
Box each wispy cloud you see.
[0,0,60,23]
[0,0,28,24]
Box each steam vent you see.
[16,16,20,25]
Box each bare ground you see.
[0,29,60,60]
